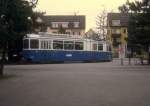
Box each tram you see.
[22,33,112,63]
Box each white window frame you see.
[74,22,80,28]
[52,22,69,28]
[52,22,59,28]
[112,20,120,26]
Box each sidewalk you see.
[113,58,149,65]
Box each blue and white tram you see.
[22,33,112,63]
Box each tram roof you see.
[25,32,107,43]
[26,32,83,39]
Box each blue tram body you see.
[23,50,112,62]
[22,33,112,63]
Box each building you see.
[43,15,86,36]
[107,13,129,58]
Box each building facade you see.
[43,15,86,36]
[107,13,129,58]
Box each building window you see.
[79,32,81,35]
[74,22,79,28]
[112,29,121,34]
[52,22,68,28]
[73,32,75,35]
[116,38,121,42]
[76,32,80,35]
[113,37,121,47]
[112,20,120,26]
[30,39,39,49]
[52,23,58,28]
[66,32,70,34]
[62,23,68,28]
[75,32,78,35]
[52,31,57,33]
[72,32,80,35]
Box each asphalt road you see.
[0,59,150,106]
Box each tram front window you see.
[75,42,83,50]
[30,39,39,49]
[64,41,74,50]
[53,40,63,50]
[23,39,29,49]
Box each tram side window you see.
[93,44,97,50]
[41,40,51,49]
[53,40,63,50]
[23,39,29,49]
[75,42,83,50]
[30,39,39,49]
[64,41,74,50]
[98,44,103,51]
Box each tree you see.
[58,25,66,34]
[84,28,101,40]
[31,11,46,33]
[0,0,38,75]
[96,9,107,41]
[118,4,129,13]
[119,0,150,64]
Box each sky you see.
[36,0,128,31]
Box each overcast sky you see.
[36,0,128,31]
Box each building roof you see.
[107,13,130,27]
[43,15,86,29]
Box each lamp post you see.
[119,44,124,65]
[127,48,131,65]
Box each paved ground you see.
[0,59,150,106]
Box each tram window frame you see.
[30,39,39,49]
[23,39,29,49]
[64,41,74,50]
[75,42,83,50]
[53,40,63,50]
[41,40,51,49]
[93,43,97,51]
[98,44,103,51]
